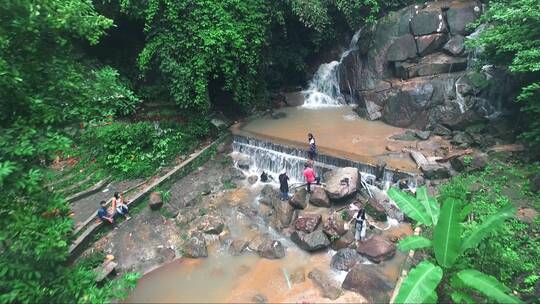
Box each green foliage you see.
[397,235,432,251]
[394,261,443,304]
[470,0,540,153]
[455,270,523,304]
[387,187,433,225]
[433,197,462,268]
[417,186,440,226]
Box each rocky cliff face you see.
[340,0,514,131]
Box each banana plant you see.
[388,187,522,304]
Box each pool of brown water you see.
[232,106,420,173]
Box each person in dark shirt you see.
[278,170,290,201]
[97,200,114,225]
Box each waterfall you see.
[232,135,415,185]
[302,29,363,108]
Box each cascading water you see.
[302,29,363,108]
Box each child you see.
[112,192,131,220]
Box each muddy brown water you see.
[232,106,421,173]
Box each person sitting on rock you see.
[307,133,317,160]
[278,169,290,201]
[112,192,131,220]
[97,200,115,225]
[260,171,269,183]
[303,163,320,193]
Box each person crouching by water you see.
[303,163,320,193]
[97,200,115,226]
[307,133,317,160]
[278,170,289,201]
[112,192,131,220]
[351,209,367,242]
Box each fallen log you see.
[435,149,473,163]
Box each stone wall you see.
[339,0,514,131]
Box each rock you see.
[259,185,279,207]
[252,293,268,304]
[176,210,196,226]
[272,199,294,228]
[309,187,330,208]
[451,132,474,147]
[162,202,180,218]
[270,111,286,119]
[365,197,388,222]
[199,183,212,195]
[421,164,451,179]
[324,167,359,200]
[390,130,418,141]
[247,175,258,184]
[415,33,447,56]
[386,145,397,152]
[356,235,396,263]
[323,213,347,238]
[469,153,488,171]
[283,91,304,107]
[450,155,467,172]
[331,248,365,271]
[229,239,249,256]
[415,130,431,140]
[149,191,163,210]
[293,213,322,233]
[257,239,285,259]
[342,264,393,303]
[308,268,342,300]
[94,259,117,283]
[386,34,417,62]
[443,35,465,56]
[432,124,452,136]
[289,188,307,209]
[195,215,225,234]
[248,234,267,251]
[410,10,445,35]
[291,230,330,252]
[447,3,482,35]
[395,53,468,79]
[530,174,540,193]
[289,267,306,284]
[236,154,251,170]
[183,232,208,258]
[331,231,354,250]
[516,208,538,224]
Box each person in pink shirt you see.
[303,163,320,193]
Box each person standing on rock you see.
[112,192,131,220]
[303,163,320,193]
[278,169,290,201]
[351,209,367,242]
[307,133,317,160]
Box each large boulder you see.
[331,248,365,271]
[446,2,482,35]
[395,53,467,79]
[421,164,451,179]
[194,215,225,235]
[331,230,355,250]
[386,34,417,62]
[149,191,163,210]
[324,167,359,200]
[293,213,322,233]
[415,33,447,56]
[272,199,294,229]
[443,35,465,56]
[283,91,305,107]
[257,239,286,259]
[308,268,342,300]
[291,230,330,252]
[364,197,388,222]
[259,185,279,206]
[183,232,208,258]
[356,235,396,263]
[228,239,249,256]
[289,188,307,209]
[323,213,347,238]
[342,264,394,303]
[309,187,330,207]
[410,10,446,36]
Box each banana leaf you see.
[394,261,443,304]
[456,269,524,304]
[461,204,515,253]
[433,197,462,268]
[397,236,432,252]
[388,187,431,225]
[416,186,440,226]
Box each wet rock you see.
[183,232,208,258]
[149,191,163,210]
[156,247,176,264]
[331,231,354,250]
[291,230,330,252]
[390,130,418,141]
[415,130,431,140]
[247,175,258,185]
[447,2,482,35]
[195,215,225,234]
[342,264,393,303]
[324,167,359,200]
[368,186,404,221]
[530,174,540,193]
[443,35,465,56]
[432,124,452,136]
[356,235,396,263]
[248,234,267,251]
[395,53,467,79]
[323,213,347,238]
[272,199,294,228]
[283,91,304,107]
[374,160,387,181]
[293,213,322,233]
[271,111,286,119]
[421,164,451,180]
[386,34,417,62]
[229,239,249,256]
[331,248,365,271]
[365,197,388,222]
[451,132,474,147]
[236,154,251,170]
[415,33,447,56]
[259,184,280,207]
[309,187,330,208]
[290,267,306,284]
[411,10,445,35]
[289,188,308,209]
[308,268,342,300]
[257,239,285,259]
[252,293,268,304]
